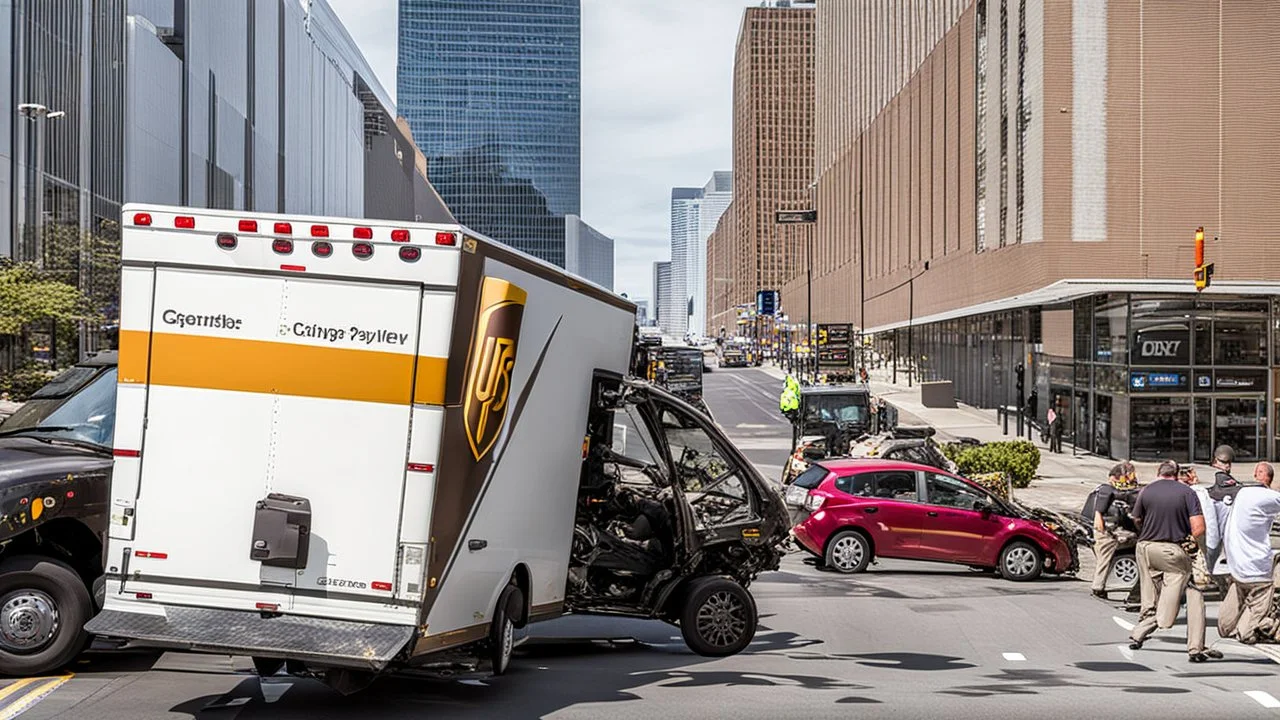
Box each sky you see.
[326,0,755,303]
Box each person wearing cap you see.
[1127,460,1212,662]
[1218,462,1280,644]
[1089,462,1138,598]
[1204,445,1242,576]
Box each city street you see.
[0,368,1273,719]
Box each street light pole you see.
[17,104,65,265]
[806,221,814,383]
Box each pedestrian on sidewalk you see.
[1218,462,1280,644]
[1086,462,1138,599]
[1127,460,1213,663]
[1046,401,1063,453]
[1025,390,1039,437]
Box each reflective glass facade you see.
[397,0,580,267]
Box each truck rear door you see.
[118,265,428,623]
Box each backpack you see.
[1080,484,1137,530]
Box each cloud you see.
[326,0,754,302]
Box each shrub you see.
[0,364,56,402]
[943,440,1041,489]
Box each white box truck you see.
[86,204,788,691]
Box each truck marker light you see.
[407,463,434,472]
[133,212,152,226]
[273,222,292,235]
[372,582,393,591]
[435,231,457,246]
[354,226,373,239]
[352,242,374,258]
[272,239,294,255]
[399,246,421,263]
[66,491,74,499]
[391,229,410,242]
[175,216,195,229]
[312,241,333,258]
[256,602,279,612]
[310,224,329,238]
[216,233,238,250]
[280,264,306,273]
[113,449,141,458]
[135,551,167,559]
[239,219,258,233]
[135,592,153,600]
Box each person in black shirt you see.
[1088,462,1137,598]
[1127,461,1212,662]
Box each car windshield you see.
[0,367,117,447]
[803,395,868,425]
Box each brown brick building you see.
[775,0,1280,462]
[706,5,814,337]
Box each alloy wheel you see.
[830,536,865,572]
[695,590,748,649]
[1004,546,1038,578]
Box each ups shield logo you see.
[464,278,527,461]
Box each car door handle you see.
[468,539,488,552]
[926,511,939,517]
[862,507,878,514]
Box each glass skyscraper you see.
[397,0,581,268]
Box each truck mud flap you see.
[86,607,415,671]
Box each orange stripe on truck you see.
[117,330,447,406]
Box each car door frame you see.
[917,470,1004,564]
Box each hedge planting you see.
[942,440,1040,489]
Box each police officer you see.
[1127,460,1212,662]
[1089,463,1138,599]
[779,374,800,422]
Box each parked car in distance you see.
[786,458,1078,582]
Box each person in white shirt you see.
[1218,462,1280,644]
[1177,466,1220,591]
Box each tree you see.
[0,260,93,336]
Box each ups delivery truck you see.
[86,205,788,691]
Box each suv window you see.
[871,471,918,501]
[925,472,989,511]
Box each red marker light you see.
[407,463,435,473]
[239,219,258,232]
[66,491,75,498]
[391,229,410,242]
[280,264,307,273]
[352,242,374,258]
[256,602,279,612]
[113,449,141,458]
[312,241,333,258]
[174,216,195,229]
[354,226,373,240]
[133,213,152,226]
[216,233,238,250]
[310,224,329,238]
[135,592,153,600]
[372,581,393,592]
[434,232,457,246]
[135,551,168,559]
[272,239,294,255]
[399,246,421,263]
[274,222,293,235]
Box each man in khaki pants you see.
[1090,462,1138,598]
[1218,463,1280,644]
[1127,460,1212,662]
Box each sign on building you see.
[816,323,853,370]
[756,290,778,316]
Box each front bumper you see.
[86,605,415,671]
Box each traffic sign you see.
[775,209,817,224]
[756,290,778,315]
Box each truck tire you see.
[0,555,92,676]
[488,583,523,676]
[679,577,757,657]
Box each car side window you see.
[924,472,988,511]
[834,473,875,497]
[871,471,919,502]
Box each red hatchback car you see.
[787,459,1077,581]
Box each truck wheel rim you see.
[831,536,864,571]
[696,591,747,648]
[0,590,59,653]
[1112,557,1139,586]
[1004,547,1037,577]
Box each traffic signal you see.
[1015,363,1025,394]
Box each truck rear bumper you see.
[85,605,416,671]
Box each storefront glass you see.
[1131,397,1191,461]
[1094,294,1128,364]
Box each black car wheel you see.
[680,577,757,657]
[824,530,872,574]
[0,555,92,676]
[999,541,1043,582]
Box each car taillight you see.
[805,493,825,512]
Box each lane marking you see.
[1245,691,1280,709]
[1112,616,1135,631]
[0,681,41,705]
[1002,652,1026,662]
[1118,645,1135,661]
[0,674,72,720]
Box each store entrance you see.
[1191,395,1267,463]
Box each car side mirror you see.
[974,500,994,516]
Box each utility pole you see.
[17,104,66,265]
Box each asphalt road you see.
[6,368,1278,719]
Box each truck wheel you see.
[999,541,1044,582]
[488,583,523,676]
[0,555,92,676]
[679,577,757,657]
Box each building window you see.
[1015,0,1027,244]
[998,0,1009,248]
[1093,294,1128,365]
[975,0,989,253]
